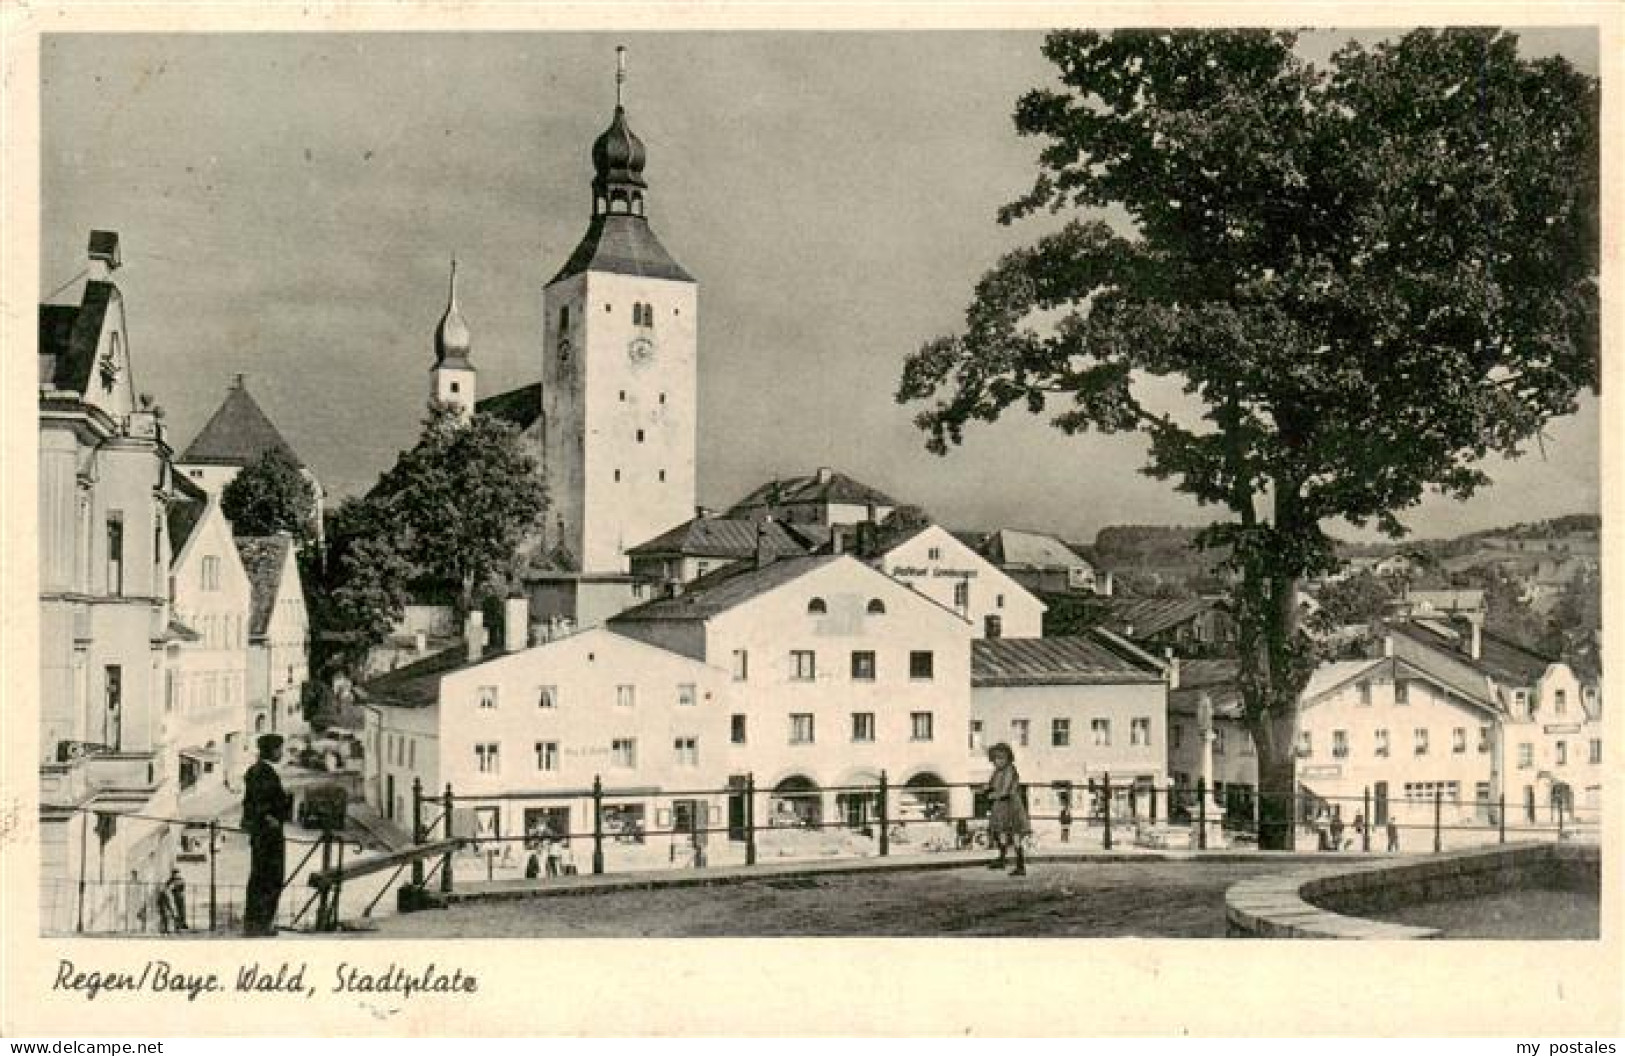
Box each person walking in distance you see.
[1386,815,1401,854]
[165,868,189,931]
[984,743,1031,876]
[241,734,292,937]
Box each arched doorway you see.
[836,772,881,830]
[902,772,950,821]
[772,775,822,828]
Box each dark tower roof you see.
[549,53,693,287]
[592,107,648,190]
[180,377,302,468]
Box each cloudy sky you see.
[41,29,1599,544]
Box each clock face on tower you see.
[627,336,655,366]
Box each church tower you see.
[431,258,477,417]
[541,49,697,573]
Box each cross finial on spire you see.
[448,254,459,304]
[616,45,627,108]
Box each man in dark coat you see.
[241,734,292,937]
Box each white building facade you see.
[166,480,253,798]
[362,626,731,853]
[611,554,977,826]
[38,231,184,931]
[970,635,1168,827]
[871,524,1045,640]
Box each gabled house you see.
[856,522,1045,639]
[236,534,311,739]
[1096,596,1237,658]
[166,474,253,797]
[38,231,187,928]
[627,514,813,585]
[1388,619,1602,821]
[727,466,898,530]
[978,527,1109,596]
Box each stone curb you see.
[1223,840,1585,939]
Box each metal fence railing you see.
[402,772,1599,899]
[42,802,392,937]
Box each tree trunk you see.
[1252,717,1299,851]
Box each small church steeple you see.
[431,256,476,416]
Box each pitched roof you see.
[1098,597,1218,639]
[978,528,1091,571]
[360,646,471,708]
[971,634,1163,687]
[1176,658,1240,690]
[1166,657,1243,717]
[627,515,810,560]
[235,535,295,638]
[550,214,694,285]
[38,281,116,395]
[166,472,210,561]
[1300,658,1388,702]
[610,554,842,623]
[728,470,899,515]
[1389,619,1556,688]
[476,382,543,432]
[180,381,301,467]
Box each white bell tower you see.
[541,48,698,573]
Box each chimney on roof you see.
[755,519,776,570]
[830,524,849,556]
[855,519,878,559]
[465,611,486,663]
[1164,648,1181,690]
[1468,616,1483,661]
[87,230,121,282]
[231,373,247,391]
[503,595,529,653]
[665,579,684,599]
[695,506,715,520]
[815,466,833,485]
[1101,570,1115,597]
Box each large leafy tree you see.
[371,402,548,613]
[305,403,547,676]
[221,447,317,543]
[898,29,1598,847]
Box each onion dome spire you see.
[591,46,650,218]
[434,256,472,367]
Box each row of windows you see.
[471,736,699,774]
[475,683,699,710]
[611,468,669,483]
[786,649,933,681]
[806,597,891,616]
[1301,725,1493,760]
[385,734,417,769]
[1169,724,1256,756]
[558,302,681,331]
[771,711,939,745]
[1359,680,1582,718]
[1517,739,1603,768]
